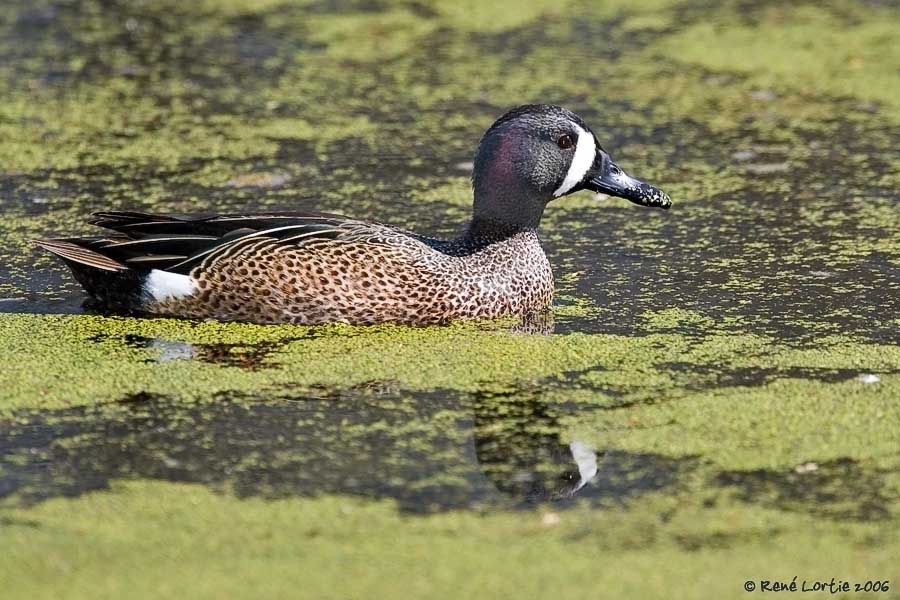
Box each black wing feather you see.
[89,211,350,237]
[38,210,361,276]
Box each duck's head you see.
[472,104,671,230]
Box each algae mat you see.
[1,0,899,598]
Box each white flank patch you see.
[145,269,195,302]
[553,123,596,197]
[569,440,598,492]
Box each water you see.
[1,0,899,595]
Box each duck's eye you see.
[556,134,575,149]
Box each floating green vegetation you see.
[408,176,472,210]
[2,479,900,600]
[656,4,900,122]
[433,0,575,32]
[576,374,900,471]
[305,10,440,61]
[2,312,899,474]
[2,0,897,177]
[2,1,899,594]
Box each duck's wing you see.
[36,210,425,276]
[88,210,354,237]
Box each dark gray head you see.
[471,104,671,230]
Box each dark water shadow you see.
[662,364,900,389]
[0,388,692,514]
[716,459,896,522]
[108,331,340,370]
[1,386,891,522]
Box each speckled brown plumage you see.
[153,222,553,325]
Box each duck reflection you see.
[472,393,598,502]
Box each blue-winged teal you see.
[36,105,671,325]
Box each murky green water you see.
[1,0,899,598]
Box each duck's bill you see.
[584,157,671,209]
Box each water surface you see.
[1,1,899,598]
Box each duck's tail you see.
[33,239,129,272]
[33,238,145,308]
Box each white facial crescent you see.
[553,123,596,197]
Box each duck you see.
[35,104,671,325]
